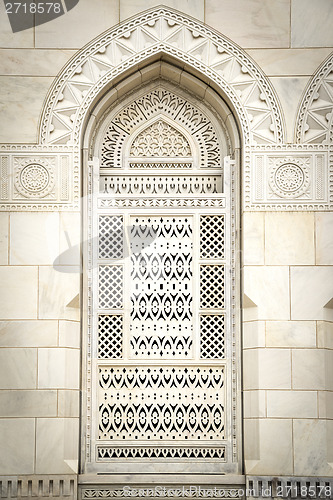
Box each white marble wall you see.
[0,211,80,474]
[0,0,332,480]
[243,212,333,476]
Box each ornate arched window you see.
[83,80,240,476]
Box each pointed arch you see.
[296,52,333,144]
[39,6,285,146]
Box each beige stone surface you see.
[246,48,333,76]
[38,266,80,320]
[318,391,333,419]
[270,77,310,143]
[315,213,333,265]
[58,212,81,266]
[0,419,35,474]
[265,212,315,265]
[317,321,333,349]
[0,49,75,76]
[0,212,8,264]
[58,390,80,417]
[0,1,34,48]
[120,0,204,22]
[35,418,79,473]
[59,320,80,348]
[291,267,333,321]
[292,349,326,390]
[293,419,333,476]
[244,266,290,320]
[0,390,57,417]
[205,0,290,48]
[291,0,333,48]
[38,348,80,389]
[0,320,58,347]
[245,419,293,475]
[267,390,317,418]
[266,321,316,348]
[243,390,266,418]
[243,212,264,265]
[10,212,59,265]
[0,348,37,389]
[243,321,265,349]
[0,267,38,319]
[0,76,53,143]
[243,348,291,390]
[35,0,119,48]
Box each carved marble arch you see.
[40,6,285,147]
[81,75,242,478]
[296,52,333,144]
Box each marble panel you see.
[265,212,315,265]
[0,76,53,143]
[35,418,79,474]
[0,419,35,474]
[291,0,333,48]
[244,266,290,320]
[0,1,34,48]
[10,212,59,265]
[315,213,333,265]
[317,321,333,349]
[0,213,8,264]
[59,320,80,349]
[270,77,310,143]
[243,320,265,349]
[0,266,38,319]
[58,212,81,266]
[0,49,75,76]
[266,321,316,348]
[58,390,80,417]
[0,389,57,417]
[243,390,266,418]
[38,348,80,389]
[0,320,58,347]
[245,419,293,475]
[243,348,291,390]
[205,0,290,48]
[293,419,333,476]
[267,390,317,418]
[38,266,80,320]
[243,212,264,265]
[292,349,326,390]
[120,0,204,22]
[246,48,333,76]
[0,348,37,389]
[35,0,119,48]
[291,267,333,321]
[318,391,333,419]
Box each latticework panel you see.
[97,446,226,460]
[200,265,225,309]
[200,315,225,359]
[200,215,224,259]
[99,366,225,440]
[130,216,193,359]
[98,315,123,359]
[98,265,123,309]
[98,215,124,259]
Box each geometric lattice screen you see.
[87,86,236,474]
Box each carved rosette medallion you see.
[14,157,55,199]
[269,158,310,199]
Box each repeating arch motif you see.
[39,7,284,146]
[296,52,333,144]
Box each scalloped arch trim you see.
[39,7,285,146]
[296,52,333,144]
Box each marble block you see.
[0,419,35,474]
